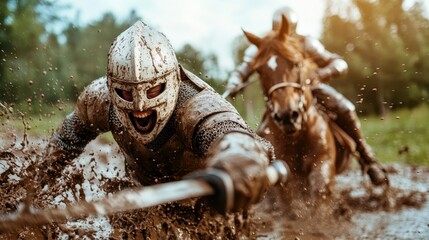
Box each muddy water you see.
[254,164,429,239]
[0,131,428,239]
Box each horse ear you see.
[242,29,262,48]
[278,15,290,41]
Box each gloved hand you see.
[203,132,270,212]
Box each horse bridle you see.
[266,81,307,114]
[267,81,304,96]
[266,60,311,96]
[265,64,311,124]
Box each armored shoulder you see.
[304,36,348,74]
[176,89,248,153]
[304,36,324,56]
[75,76,111,133]
[175,69,247,151]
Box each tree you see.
[321,0,429,115]
[0,0,65,113]
[176,44,222,92]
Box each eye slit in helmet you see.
[115,88,133,102]
[147,83,166,99]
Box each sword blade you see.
[0,160,288,232]
[0,179,213,232]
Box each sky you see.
[56,0,428,75]
[56,0,326,74]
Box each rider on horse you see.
[226,6,389,186]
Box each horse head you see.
[243,15,316,135]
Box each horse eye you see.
[115,89,133,102]
[147,83,166,99]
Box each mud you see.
[0,130,428,239]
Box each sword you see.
[0,160,289,233]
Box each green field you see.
[361,104,429,166]
[2,103,428,166]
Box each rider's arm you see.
[226,45,258,96]
[305,36,348,82]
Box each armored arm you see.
[36,78,111,187]
[177,90,274,212]
[305,36,348,82]
[226,45,258,97]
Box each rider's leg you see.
[312,83,389,186]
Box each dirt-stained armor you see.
[38,21,275,212]
[226,7,388,186]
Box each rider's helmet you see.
[107,20,180,144]
[272,6,298,34]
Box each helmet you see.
[107,20,180,144]
[272,6,298,34]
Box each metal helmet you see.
[107,20,180,144]
[272,6,298,34]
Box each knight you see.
[226,6,389,186]
[37,20,278,213]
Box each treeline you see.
[0,0,428,117]
[0,0,221,116]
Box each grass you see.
[361,104,429,166]
[1,103,73,137]
[238,102,429,166]
[0,102,114,143]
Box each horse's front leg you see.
[308,155,336,201]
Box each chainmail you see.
[176,79,200,109]
[108,105,124,130]
[194,120,276,159]
[54,113,98,154]
[193,120,248,156]
[252,131,276,160]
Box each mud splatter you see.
[0,128,428,239]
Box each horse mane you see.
[242,15,318,87]
[250,31,304,72]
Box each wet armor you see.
[39,66,274,212]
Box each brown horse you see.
[241,16,353,202]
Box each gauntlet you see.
[205,131,270,212]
